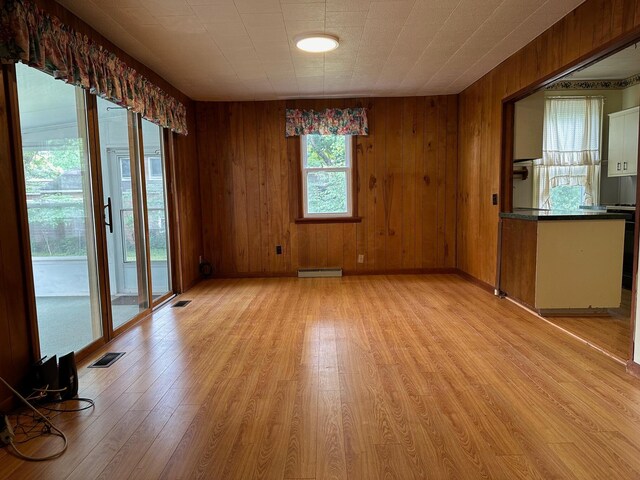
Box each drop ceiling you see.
[55,0,586,101]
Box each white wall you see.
[622,83,640,109]
[512,160,534,209]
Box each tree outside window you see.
[301,134,352,217]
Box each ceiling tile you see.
[366,1,413,21]
[241,12,285,27]
[234,0,282,14]
[263,63,296,76]
[282,3,326,21]
[113,7,159,26]
[92,0,146,7]
[191,4,241,23]
[405,4,455,26]
[326,11,367,28]
[326,0,371,12]
[57,0,589,100]
[246,26,289,44]
[206,29,254,50]
[138,0,194,16]
[284,20,326,37]
[185,0,235,6]
[156,16,207,33]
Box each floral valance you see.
[0,0,188,135]
[286,108,368,137]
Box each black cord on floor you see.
[0,380,95,461]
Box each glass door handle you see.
[104,197,113,234]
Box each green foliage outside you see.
[24,140,87,256]
[23,139,83,193]
[123,208,167,262]
[24,141,167,261]
[549,185,584,211]
[305,135,348,214]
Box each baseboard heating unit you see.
[297,268,343,278]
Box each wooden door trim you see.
[136,115,154,306]
[629,95,640,366]
[164,130,182,293]
[2,63,41,362]
[84,92,114,343]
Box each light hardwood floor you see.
[3,274,640,479]
[544,289,632,361]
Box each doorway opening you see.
[499,42,640,363]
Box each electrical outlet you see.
[0,415,14,445]
[276,245,282,255]
[357,254,364,263]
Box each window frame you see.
[299,134,360,222]
[119,155,131,180]
[147,156,163,179]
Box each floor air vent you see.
[172,300,191,307]
[298,268,343,278]
[89,352,125,368]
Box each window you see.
[533,96,603,210]
[301,134,353,218]
[119,156,131,180]
[549,185,585,210]
[148,156,163,178]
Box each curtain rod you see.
[546,95,605,99]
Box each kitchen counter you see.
[499,214,625,314]
[500,209,628,221]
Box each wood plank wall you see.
[196,96,458,276]
[457,0,640,286]
[172,103,203,291]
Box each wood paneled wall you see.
[172,103,203,291]
[457,0,640,286]
[197,96,458,276]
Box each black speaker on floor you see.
[31,355,58,399]
[58,352,78,400]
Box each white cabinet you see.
[513,90,544,160]
[608,106,639,177]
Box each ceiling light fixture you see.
[295,34,339,53]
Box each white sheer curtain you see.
[532,96,603,209]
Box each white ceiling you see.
[565,43,640,80]
[55,0,586,101]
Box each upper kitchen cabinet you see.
[514,90,544,160]
[608,106,639,177]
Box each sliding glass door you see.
[96,98,150,329]
[141,119,171,300]
[14,64,174,357]
[15,64,102,357]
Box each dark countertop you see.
[500,209,628,221]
